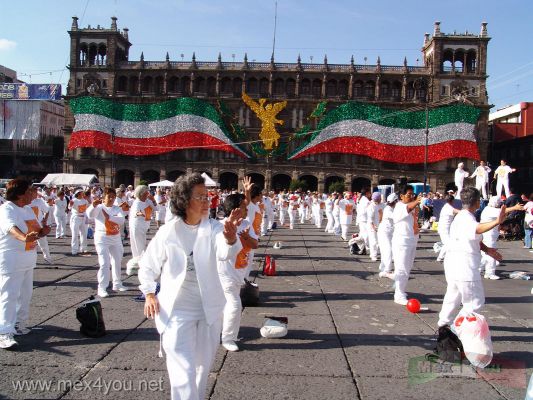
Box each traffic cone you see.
[269,258,277,276]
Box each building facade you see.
[489,102,533,194]
[64,17,491,192]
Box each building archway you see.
[299,174,318,192]
[141,169,160,184]
[324,175,344,193]
[219,172,238,190]
[246,173,265,189]
[379,178,395,185]
[351,177,371,192]
[116,169,134,186]
[272,174,291,192]
[167,170,185,182]
[81,168,99,177]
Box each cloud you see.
[0,38,17,51]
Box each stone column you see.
[237,168,245,191]
[212,167,219,182]
[134,165,141,187]
[265,169,272,191]
[344,173,352,192]
[160,167,166,181]
[371,174,379,191]
[318,172,325,193]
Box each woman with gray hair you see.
[138,172,242,400]
[126,185,155,275]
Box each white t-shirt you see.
[366,202,382,230]
[0,202,39,272]
[246,202,262,236]
[454,168,469,185]
[356,196,370,223]
[172,220,203,319]
[218,219,257,285]
[325,198,333,213]
[87,204,125,244]
[378,205,395,235]
[30,198,50,222]
[438,203,455,234]
[495,165,513,181]
[480,206,501,245]
[71,198,89,218]
[129,199,153,227]
[444,210,482,281]
[392,202,416,245]
[54,198,68,216]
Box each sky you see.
[1,0,531,111]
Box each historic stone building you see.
[64,17,491,192]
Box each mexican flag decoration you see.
[68,96,251,158]
[288,102,481,164]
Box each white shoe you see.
[379,271,394,279]
[126,260,139,276]
[394,298,408,306]
[371,257,378,262]
[14,324,31,336]
[484,274,500,280]
[0,333,18,349]
[97,289,109,298]
[222,341,239,352]
[112,283,129,292]
[436,258,443,262]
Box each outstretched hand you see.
[223,208,243,244]
[242,176,253,192]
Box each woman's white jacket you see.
[138,217,242,333]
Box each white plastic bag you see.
[433,242,443,253]
[453,311,493,368]
[260,316,288,338]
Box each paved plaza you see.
[0,221,531,400]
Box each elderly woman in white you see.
[138,173,242,400]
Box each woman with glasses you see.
[138,173,242,400]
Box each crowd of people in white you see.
[0,159,532,400]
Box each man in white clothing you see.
[470,160,491,200]
[454,162,469,199]
[493,159,516,198]
[356,190,371,249]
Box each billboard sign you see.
[0,83,61,100]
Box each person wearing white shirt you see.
[127,185,156,275]
[493,160,516,198]
[260,193,273,236]
[437,188,505,328]
[470,161,491,200]
[338,193,355,241]
[454,162,469,199]
[139,173,242,400]
[0,179,50,349]
[312,193,323,228]
[217,193,258,352]
[278,193,288,227]
[243,177,262,278]
[53,190,68,239]
[377,193,398,278]
[391,185,421,305]
[366,192,383,261]
[154,188,167,228]
[356,190,371,249]
[288,194,299,230]
[436,194,460,262]
[69,189,89,256]
[87,188,128,298]
[332,194,341,235]
[324,194,335,233]
[29,189,53,264]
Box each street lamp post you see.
[111,128,116,187]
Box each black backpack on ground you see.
[434,325,464,363]
[76,296,106,338]
[240,279,259,307]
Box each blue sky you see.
[1,0,531,111]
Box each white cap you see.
[387,193,398,203]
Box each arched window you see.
[326,80,337,97]
[380,81,390,98]
[286,78,296,97]
[142,76,153,93]
[273,78,284,95]
[117,76,128,92]
[466,50,477,73]
[300,79,311,96]
[364,81,375,98]
[338,80,348,97]
[391,81,402,99]
[168,76,179,93]
[442,49,454,72]
[88,43,98,66]
[194,77,206,94]
[206,77,216,96]
[454,50,465,73]
[259,78,269,97]
[406,81,415,99]
[154,76,164,94]
[79,44,88,66]
[312,79,322,98]
[97,44,107,65]
[181,77,191,95]
[233,78,242,96]
[354,80,363,97]
[247,77,258,94]
[220,77,232,94]
[129,76,139,94]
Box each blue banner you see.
[0,83,61,100]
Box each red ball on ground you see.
[406,298,421,313]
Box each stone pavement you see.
[0,221,532,399]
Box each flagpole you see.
[111,128,115,187]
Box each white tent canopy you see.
[148,179,174,187]
[40,173,99,187]
[201,172,218,187]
